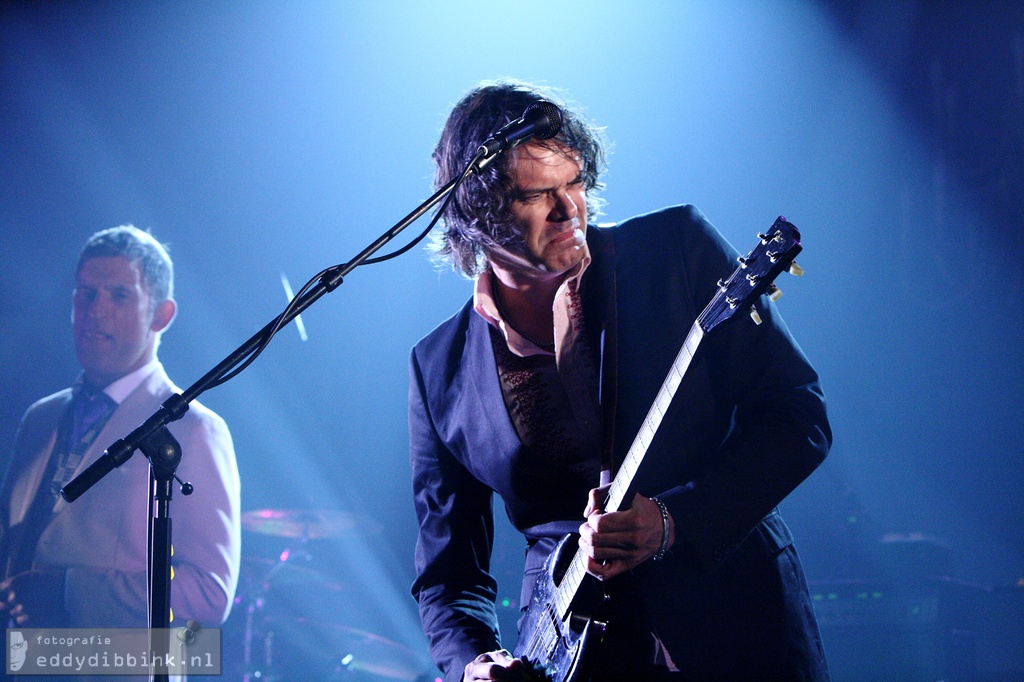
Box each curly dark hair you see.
[430,79,608,277]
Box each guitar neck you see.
[521,218,803,671]
[606,321,705,513]
[550,320,706,620]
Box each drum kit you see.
[229,508,426,681]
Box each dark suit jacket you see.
[409,205,832,680]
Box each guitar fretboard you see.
[550,321,705,621]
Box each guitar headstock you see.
[698,216,803,334]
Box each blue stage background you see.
[2,2,1021,679]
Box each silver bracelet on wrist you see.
[650,496,671,561]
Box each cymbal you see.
[241,508,377,540]
[261,617,424,681]
[239,556,342,590]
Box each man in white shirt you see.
[0,225,241,631]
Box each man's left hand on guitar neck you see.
[578,487,676,580]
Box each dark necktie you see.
[6,383,118,576]
[50,383,118,497]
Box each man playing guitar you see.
[409,79,832,682]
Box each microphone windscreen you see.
[528,101,563,140]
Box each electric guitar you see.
[512,216,805,681]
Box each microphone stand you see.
[59,146,497,680]
[139,426,181,682]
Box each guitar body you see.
[514,535,606,682]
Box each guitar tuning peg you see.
[788,262,804,277]
[749,306,763,325]
[768,285,783,302]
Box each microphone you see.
[477,101,563,157]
